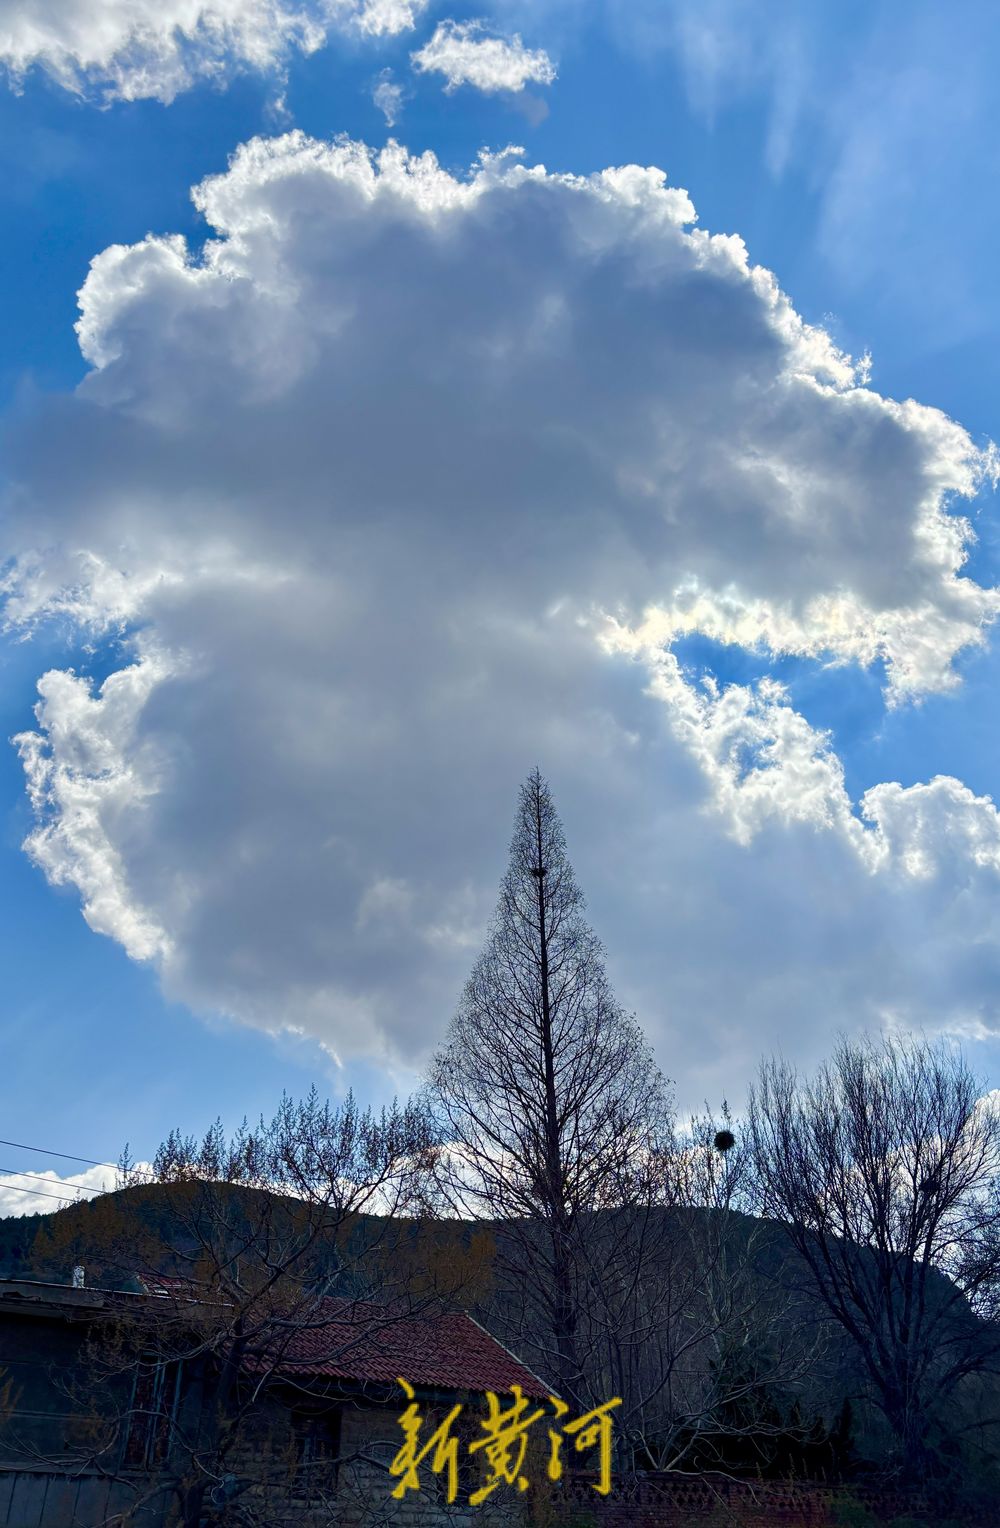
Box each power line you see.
[0,1138,119,1207]
[0,1180,85,1206]
[0,1138,107,1168]
[0,1166,109,1195]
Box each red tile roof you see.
[276,1301,550,1398]
[135,1278,549,1398]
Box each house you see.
[0,1274,553,1528]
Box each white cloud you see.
[604,621,1000,882]
[17,656,175,963]
[0,0,424,103]
[357,0,427,37]
[0,1163,118,1218]
[412,20,555,94]
[372,66,404,124]
[3,132,1000,1096]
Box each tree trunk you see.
[532,788,579,1396]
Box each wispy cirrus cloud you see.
[586,0,1000,351]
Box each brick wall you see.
[533,1473,992,1528]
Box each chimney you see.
[71,1266,85,1289]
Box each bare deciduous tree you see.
[424,772,818,1473]
[747,1035,1000,1474]
[574,1109,825,1474]
[33,1089,446,1527]
[425,769,673,1402]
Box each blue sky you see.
[2,0,1000,1211]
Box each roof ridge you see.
[463,1311,556,1400]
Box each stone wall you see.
[228,1394,519,1528]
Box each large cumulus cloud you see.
[4,133,1000,1093]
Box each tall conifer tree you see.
[427,769,672,1396]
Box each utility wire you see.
[0,1137,107,1167]
[0,1166,109,1195]
[0,1138,119,1207]
[0,1180,86,1205]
